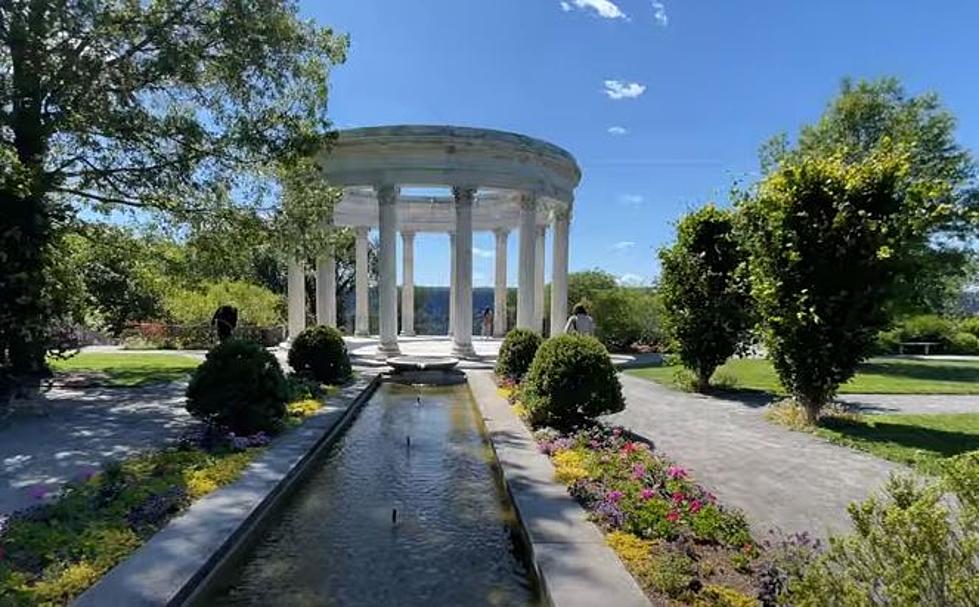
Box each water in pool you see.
[207,383,540,606]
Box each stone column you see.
[534,224,546,333]
[493,228,509,336]
[448,231,456,336]
[451,186,477,359]
[517,194,537,330]
[401,231,415,336]
[376,184,400,357]
[354,227,370,336]
[550,207,571,336]
[315,246,336,328]
[287,257,306,340]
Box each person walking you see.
[563,303,595,336]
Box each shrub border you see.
[467,370,651,607]
[74,373,380,607]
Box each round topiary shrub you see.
[287,325,352,385]
[522,334,625,429]
[495,328,543,381]
[186,339,288,434]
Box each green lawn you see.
[49,352,201,386]
[629,357,979,395]
[815,413,979,474]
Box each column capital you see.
[518,192,538,210]
[401,230,415,242]
[552,204,572,221]
[375,183,399,205]
[355,225,369,238]
[493,227,510,240]
[452,185,477,205]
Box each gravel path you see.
[0,383,197,515]
[838,393,977,415]
[603,375,902,539]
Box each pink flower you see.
[689,499,703,514]
[621,442,639,455]
[631,463,647,480]
[666,510,680,523]
[667,465,687,480]
[671,491,685,504]
[640,488,655,501]
[612,427,623,437]
[606,490,624,504]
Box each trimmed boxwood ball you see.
[186,339,288,434]
[288,325,352,385]
[495,328,543,381]
[523,334,625,429]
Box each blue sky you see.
[300,0,979,288]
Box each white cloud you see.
[603,80,646,100]
[560,0,627,19]
[612,241,636,251]
[617,273,647,286]
[472,246,494,259]
[651,1,668,27]
[607,126,628,136]
[619,194,644,206]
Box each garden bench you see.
[897,341,940,355]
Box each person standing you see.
[481,308,494,338]
[563,303,595,336]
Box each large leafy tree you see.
[0,0,347,379]
[659,204,752,391]
[740,148,951,423]
[761,78,978,314]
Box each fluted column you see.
[376,184,400,357]
[493,228,509,337]
[451,186,477,359]
[287,257,306,340]
[448,231,456,336]
[534,224,546,333]
[401,231,415,336]
[550,207,571,336]
[315,246,336,328]
[517,194,537,330]
[354,227,369,336]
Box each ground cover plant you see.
[48,353,201,387]
[631,357,979,395]
[0,396,325,605]
[536,425,762,604]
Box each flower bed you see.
[536,425,764,605]
[0,400,324,605]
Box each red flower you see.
[666,510,680,523]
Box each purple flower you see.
[27,484,48,501]
[640,488,655,501]
[667,465,687,480]
[594,500,625,528]
[631,463,647,480]
[606,490,624,504]
[77,466,98,482]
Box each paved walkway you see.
[0,383,196,515]
[604,375,901,539]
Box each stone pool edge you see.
[73,372,381,607]
[466,370,651,607]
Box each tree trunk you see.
[800,396,823,426]
[696,368,712,393]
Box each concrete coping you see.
[72,374,380,607]
[466,370,651,607]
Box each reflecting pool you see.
[207,382,539,606]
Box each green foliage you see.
[522,335,624,428]
[495,329,543,381]
[590,288,664,351]
[761,77,978,316]
[0,0,347,379]
[897,314,955,343]
[959,316,979,338]
[660,204,753,391]
[185,339,288,433]
[789,453,979,605]
[287,325,352,385]
[164,280,283,327]
[739,146,951,422]
[0,446,262,604]
[949,332,979,355]
[567,270,619,310]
